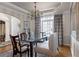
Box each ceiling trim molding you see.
[2,2,31,15]
[40,3,62,16]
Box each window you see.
[41,15,54,37]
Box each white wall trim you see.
[0,13,10,41]
[2,2,31,15]
[63,44,70,47]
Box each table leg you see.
[30,42,33,57]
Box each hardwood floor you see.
[56,45,71,57]
[0,41,12,53]
[0,42,71,57]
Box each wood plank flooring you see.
[56,45,71,57]
[0,42,71,57]
[0,41,12,53]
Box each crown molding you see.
[2,2,31,15]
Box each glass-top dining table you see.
[25,37,47,57]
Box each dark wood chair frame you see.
[10,35,29,57]
[20,32,27,41]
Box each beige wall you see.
[63,10,71,45]
[74,3,79,57]
[71,3,79,57]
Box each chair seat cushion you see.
[20,41,29,47]
[18,45,29,52]
[17,42,29,52]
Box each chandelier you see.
[34,2,36,20]
[31,2,40,20]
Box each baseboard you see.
[63,44,70,47]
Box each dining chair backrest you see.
[20,32,27,41]
[10,35,19,52]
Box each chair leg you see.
[20,47,22,57]
[35,52,37,57]
[57,48,59,52]
[20,52,22,57]
[27,49,29,57]
[13,52,15,57]
[13,50,17,57]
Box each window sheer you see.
[41,15,54,37]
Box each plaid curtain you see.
[54,14,63,45]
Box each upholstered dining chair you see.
[10,35,29,57]
[20,32,30,45]
[34,33,58,57]
[20,32,28,41]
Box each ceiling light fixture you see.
[31,2,40,20]
[34,2,37,20]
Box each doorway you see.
[0,20,5,43]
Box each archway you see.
[0,20,5,42]
[0,13,21,42]
[0,13,10,42]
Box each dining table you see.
[25,37,47,57]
